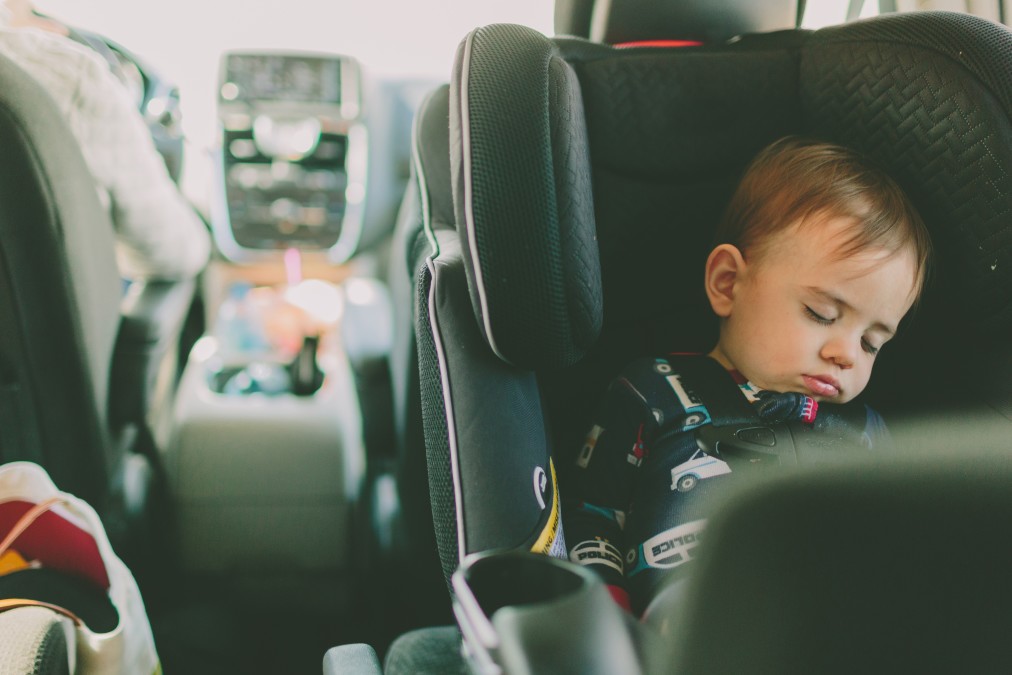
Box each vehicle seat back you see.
[662,445,1012,673]
[555,0,801,44]
[0,52,122,510]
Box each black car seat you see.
[419,6,1011,596]
[364,4,809,656]
[0,52,198,556]
[333,6,1012,673]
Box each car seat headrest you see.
[448,12,1012,374]
[450,24,603,370]
[556,0,801,44]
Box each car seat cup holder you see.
[452,551,644,675]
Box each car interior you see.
[0,0,1009,673]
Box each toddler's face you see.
[709,217,919,403]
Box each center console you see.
[168,319,365,577]
[210,51,367,264]
[166,50,388,596]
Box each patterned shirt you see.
[564,355,887,614]
[0,27,210,280]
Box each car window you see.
[803,0,1005,28]
[35,0,554,159]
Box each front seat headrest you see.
[557,0,801,44]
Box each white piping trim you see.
[460,30,507,363]
[413,87,467,563]
[426,258,467,565]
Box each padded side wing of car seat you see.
[449,23,602,370]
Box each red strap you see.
[606,584,632,613]
[614,40,704,49]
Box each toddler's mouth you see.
[803,374,841,398]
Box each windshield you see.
[35,0,554,160]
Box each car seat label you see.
[641,519,706,570]
[531,460,567,559]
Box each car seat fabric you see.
[418,12,1012,586]
[383,625,468,675]
[449,24,603,370]
[801,13,1012,334]
[657,446,1012,674]
[403,87,457,588]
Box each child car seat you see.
[325,7,1011,674]
[417,10,1012,590]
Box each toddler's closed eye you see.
[804,306,835,325]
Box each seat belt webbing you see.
[669,355,760,428]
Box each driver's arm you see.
[61,36,211,281]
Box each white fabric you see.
[0,462,161,675]
[0,27,210,280]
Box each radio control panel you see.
[211,51,366,263]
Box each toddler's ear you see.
[705,244,746,318]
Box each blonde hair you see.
[717,136,932,297]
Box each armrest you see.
[110,279,197,426]
[323,644,383,675]
[453,552,645,674]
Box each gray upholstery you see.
[384,626,467,675]
[323,643,383,675]
[659,439,1012,673]
[0,51,121,504]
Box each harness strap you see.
[666,355,759,428]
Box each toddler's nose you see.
[821,338,855,369]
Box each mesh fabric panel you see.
[384,626,467,675]
[415,261,459,586]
